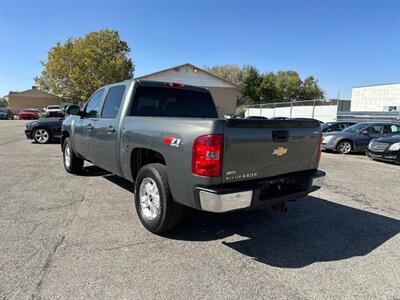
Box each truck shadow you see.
[165,197,400,268]
[78,166,400,268]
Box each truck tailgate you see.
[222,119,321,183]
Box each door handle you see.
[106,126,115,133]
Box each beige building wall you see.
[8,88,61,113]
[207,87,237,116]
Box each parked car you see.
[45,105,64,117]
[321,121,356,133]
[366,135,400,164]
[19,109,40,120]
[61,80,325,233]
[0,107,14,120]
[322,122,400,154]
[25,117,63,143]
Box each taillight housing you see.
[164,82,185,88]
[316,132,323,164]
[192,134,223,177]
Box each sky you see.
[0,0,399,99]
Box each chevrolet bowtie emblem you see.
[272,147,288,157]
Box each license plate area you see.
[258,176,310,201]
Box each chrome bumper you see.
[199,190,253,213]
[198,171,326,213]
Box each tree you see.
[204,65,243,86]
[274,71,302,101]
[0,97,8,107]
[240,65,262,105]
[300,76,324,100]
[205,65,324,105]
[35,29,134,101]
[258,72,278,102]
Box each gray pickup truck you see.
[62,80,325,233]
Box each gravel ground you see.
[0,120,399,299]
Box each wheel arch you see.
[61,131,70,151]
[130,148,166,182]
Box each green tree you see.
[204,64,243,86]
[205,65,324,105]
[0,97,8,107]
[275,71,302,101]
[258,72,278,102]
[300,76,324,100]
[240,65,262,105]
[35,29,134,101]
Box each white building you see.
[135,63,237,117]
[351,83,400,112]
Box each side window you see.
[84,89,104,118]
[101,85,126,119]
[136,97,159,116]
[384,124,400,134]
[368,125,384,134]
[336,123,346,130]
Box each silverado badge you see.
[272,147,288,157]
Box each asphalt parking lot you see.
[1,120,399,299]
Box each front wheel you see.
[33,128,50,144]
[336,140,352,154]
[134,163,184,234]
[63,137,84,174]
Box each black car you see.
[25,118,63,144]
[322,122,400,154]
[366,135,400,164]
[0,107,14,120]
[321,121,356,133]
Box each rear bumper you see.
[195,170,325,213]
[321,143,336,151]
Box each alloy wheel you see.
[34,129,49,143]
[139,177,160,221]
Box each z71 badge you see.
[163,135,181,148]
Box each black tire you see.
[63,137,84,174]
[336,140,352,154]
[134,163,184,234]
[33,128,51,144]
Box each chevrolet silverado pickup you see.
[61,80,325,233]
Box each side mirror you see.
[360,130,369,135]
[66,105,81,116]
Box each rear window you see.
[130,86,218,118]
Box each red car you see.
[19,109,40,120]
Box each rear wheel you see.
[337,140,352,154]
[63,137,84,174]
[134,163,184,234]
[33,128,50,144]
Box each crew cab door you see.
[92,85,126,174]
[74,89,104,161]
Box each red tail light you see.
[192,134,223,177]
[317,132,323,164]
[164,82,185,88]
